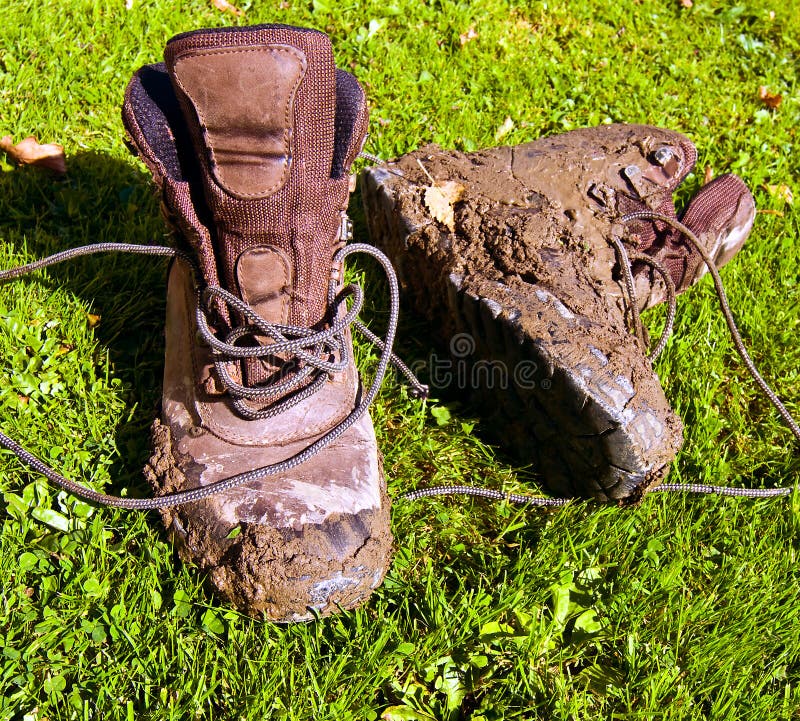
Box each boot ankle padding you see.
[333,68,369,178]
[678,173,755,287]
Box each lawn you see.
[1,0,799,718]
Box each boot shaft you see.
[123,25,369,388]
[163,26,368,331]
[124,26,368,322]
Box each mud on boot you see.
[361,124,755,502]
[122,25,394,620]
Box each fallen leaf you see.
[514,16,534,31]
[86,313,101,328]
[758,86,782,110]
[0,135,66,174]
[424,181,465,232]
[703,165,714,185]
[459,27,478,45]
[495,116,515,142]
[765,183,793,205]
[211,0,244,16]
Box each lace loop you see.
[620,210,800,447]
[608,235,677,361]
[0,240,427,509]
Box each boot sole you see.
[362,164,683,502]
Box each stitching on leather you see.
[236,245,290,390]
[171,45,307,199]
[198,360,357,446]
[237,245,291,330]
[122,82,170,187]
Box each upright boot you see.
[122,25,391,620]
[362,124,754,502]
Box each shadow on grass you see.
[0,151,169,498]
[350,184,554,494]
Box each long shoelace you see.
[0,241,427,510]
[619,211,800,498]
[0,211,796,511]
[399,211,800,505]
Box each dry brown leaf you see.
[758,86,782,110]
[495,116,515,141]
[424,181,465,231]
[211,0,244,16]
[0,135,66,174]
[87,313,101,328]
[703,165,714,185]
[766,183,793,205]
[459,27,478,45]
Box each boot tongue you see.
[163,27,345,387]
[163,27,341,328]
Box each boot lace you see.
[0,194,796,511]
[0,239,427,510]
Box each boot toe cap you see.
[147,415,392,621]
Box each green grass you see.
[1,0,799,718]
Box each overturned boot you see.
[362,124,755,502]
[122,25,393,620]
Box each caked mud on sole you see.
[361,136,685,502]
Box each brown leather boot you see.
[362,125,755,502]
[122,25,391,621]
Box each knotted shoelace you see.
[0,241,427,510]
[0,212,796,511]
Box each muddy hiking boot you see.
[120,25,397,621]
[362,124,755,502]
